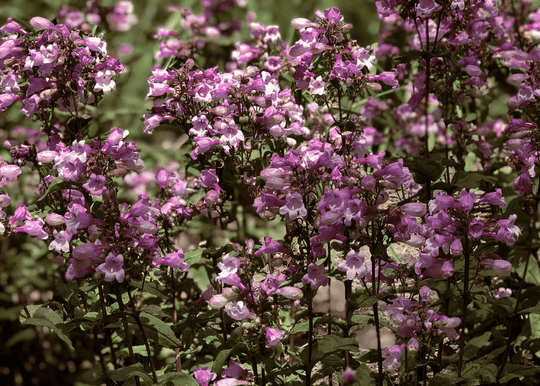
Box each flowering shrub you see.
[1,0,540,385]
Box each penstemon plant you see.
[1,0,540,385]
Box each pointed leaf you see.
[21,306,74,351]
[139,312,182,348]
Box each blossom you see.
[221,359,250,379]
[481,259,512,276]
[302,263,328,290]
[382,344,404,374]
[337,250,367,280]
[94,70,116,94]
[260,271,286,295]
[342,367,357,385]
[279,192,307,221]
[262,327,285,348]
[83,173,107,195]
[193,366,216,386]
[95,252,125,283]
[152,249,189,271]
[226,301,253,321]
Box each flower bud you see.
[209,294,228,309]
[276,286,303,300]
[0,194,11,207]
[30,16,54,30]
[401,203,427,217]
[482,259,512,276]
[36,150,58,163]
[45,213,65,226]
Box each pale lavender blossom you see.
[226,301,253,321]
[95,252,125,283]
[279,192,307,221]
[302,263,328,290]
[337,250,367,280]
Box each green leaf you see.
[351,363,376,386]
[499,364,540,383]
[452,171,498,189]
[184,249,204,265]
[139,312,182,348]
[157,372,199,386]
[404,157,444,183]
[301,335,359,366]
[211,348,232,375]
[21,305,74,351]
[108,363,153,385]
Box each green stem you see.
[458,235,471,377]
[114,286,140,386]
[497,198,537,380]
[306,298,313,386]
[127,289,158,383]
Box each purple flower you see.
[279,192,307,221]
[260,272,286,295]
[49,230,71,253]
[94,70,116,94]
[337,250,367,280]
[95,252,125,283]
[301,263,328,290]
[221,359,250,379]
[494,215,521,245]
[481,259,512,277]
[226,301,253,321]
[382,344,404,374]
[342,367,357,386]
[193,366,216,386]
[262,327,285,348]
[216,254,243,284]
[494,287,512,299]
[401,203,427,217]
[152,249,189,271]
[275,286,303,300]
[254,237,291,257]
[13,218,48,240]
[83,173,107,195]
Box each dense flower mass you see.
[1,1,538,385]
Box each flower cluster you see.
[0,17,124,121]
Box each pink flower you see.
[193,366,216,386]
[276,286,303,300]
[382,344,404,374]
